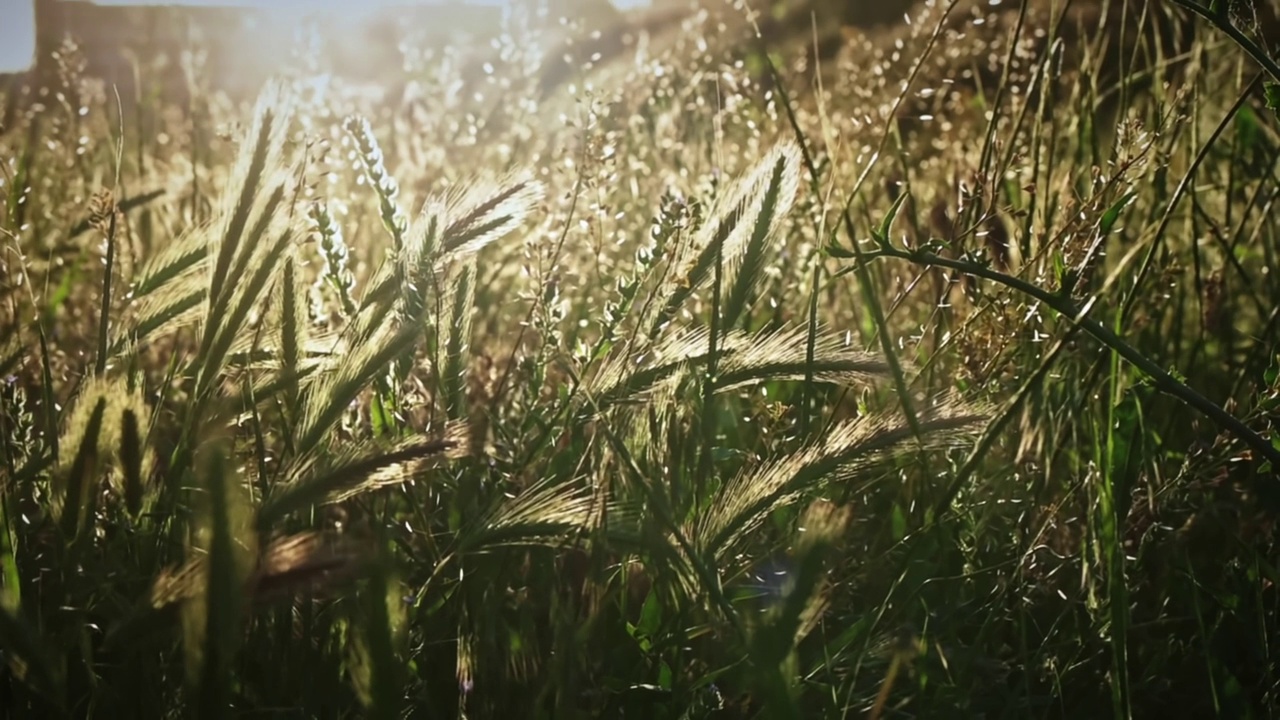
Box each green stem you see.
[860,243,1280,470]
[1167,0,1280,85]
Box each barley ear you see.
[697,401,986,564]
[53,395,108,543]
[720,143,801,330]
[261,423,470,526]
[649,141,801,337]
[441,261,476,420]
[458,477,598,552]
[295,321,422,453]
[207,81,291,312]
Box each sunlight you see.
[0,0,513,75]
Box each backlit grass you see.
[2,0,1280,717]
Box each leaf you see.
[1266,82,1280,121]
[636,587,662,639]
[825,243,857,259]
[875,190,910,245]
[0,604,64,708]
[361,544,402,720]
[196,444,243,719]
[1099,191,1137,237]
[891,504,907,541]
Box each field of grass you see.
[2,0,1280,717]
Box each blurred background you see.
[0,0,661,96]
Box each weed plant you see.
[1,0,1280,717]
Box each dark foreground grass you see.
[2,0,1280,717]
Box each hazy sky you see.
[1,0,36,73]
[0,0,514,74]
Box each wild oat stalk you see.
[310,198,358,318]
[343,114,408,251]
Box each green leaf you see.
[197,445,244,720]
[1099,191,1137,237]
[1266,82,1280,121]
[825,242,857,259]
[636,587,662,639]
[875,190,910,244]
[891,504,907,541]
[362,543,402,720]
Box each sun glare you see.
[0,0,517,75]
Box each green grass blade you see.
[93,192,119,377]
[194,440,251,719]
[0,604,64,710]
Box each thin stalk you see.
[859,241,1280,469]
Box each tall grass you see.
[1,0,1279,716]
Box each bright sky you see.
[1,0,37,73]
[0,0,519,74]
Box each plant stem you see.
[860,243,1280,469]
[1167,0,1280,86]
